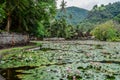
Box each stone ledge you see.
[0,75,5,80]
[43,38,65,41]
[0,32,29,45]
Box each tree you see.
[87,2,120,24]
[60,0,67,13]
[114,14,120,23]
[0,0,31,32]
[91,21,118,41]
[51,18,74,39]
[93,5,98,10]
[0,0,56,33]
[32,0,56,37]
[0,3,5,23]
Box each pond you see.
[0,41,120,80]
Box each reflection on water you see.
[0,66,37,80]
[92,60,120,64]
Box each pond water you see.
[0,41,120,80]
[0,66,37,80]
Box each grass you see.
[0,41,43,55]
[0,46,33,54]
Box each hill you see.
[85,2,120,23]
[56,6,89,25]
[77,2,120,32]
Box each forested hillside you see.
[85,2,120,23]
[56,6,88,25]
[77,2,120,33]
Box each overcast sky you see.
[56,0,120,10]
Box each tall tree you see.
[0,0,56,33]
[93,5,98,10]
[60,0,67,13]
[0,0,31,32]
[2,0,13,32]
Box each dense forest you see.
[0,0,56,36]
[0,1,120,41]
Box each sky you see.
[56,0,120,10]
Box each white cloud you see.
[56,0,120,10]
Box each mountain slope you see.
[77,2,120,33]
[85,2,120,23]
[56,6,89,25]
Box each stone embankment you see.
[0,32,29,48]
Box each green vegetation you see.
[1,1,120,41]
[49,0,75,39]
[77,22,94,32]
[0,41,120,80]
[0,0,75,39]
[76,2,120,34]
[50,18,74,39]
[0,1,120,79]
[0,0,56,34]
[114,14,120,23]
[0,4,5,23]
[91,21,120,41]
[86,2,120,24]
[0,41,43,55]
[56,6,89,25]
[0,46,32,54]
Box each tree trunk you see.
[5,14,11,32]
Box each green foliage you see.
[65,25,75,39]
[73,2,120,38]
[56,7,88,25]
[0,41,120,80]
[60,0,67,13]
[51,3,75,39]
[77,2,120,36]
[0,29,5,33]
[0,4,6,23]
[92,4,106,11]
[0,0,56,34]
[50,18,74,39]
[81,3,114,33]
[77,22,95,32]
[114,14,120,23]
[110,37,120,42]
[86,2,120,24]
[35,22,48,38]
[91,21,119,41]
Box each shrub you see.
[91,21,119,41]
[110,37,120,42]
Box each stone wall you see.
[0,32,29,45]
[43,38,65,41]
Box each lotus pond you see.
[0,40,120,80]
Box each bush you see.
[91,21,119,41]
[110,37,120,42]
[35,22,49,38]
